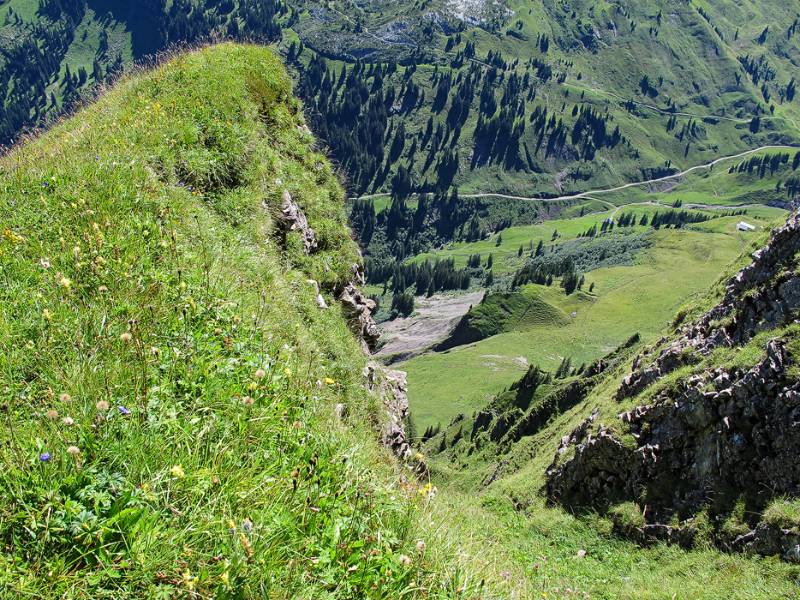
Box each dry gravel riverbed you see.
[376,291,485,361]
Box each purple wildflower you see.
[117,405,131,415]
[39,452,51,462]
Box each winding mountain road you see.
[351,144,799,204]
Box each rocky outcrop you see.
[363,362,426,474]
[547,426,634,507]
[339,283,380,352]
[547,213,800,559]
[733,524,800,563]
[339,261,420,473]
[549,341,800,508]
[277,190,318,254]
[618,212,800,400]
[271,186,407,466]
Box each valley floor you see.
[401,207,785,429]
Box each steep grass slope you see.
[402,216,784,429]
[420,219,800,598]
[0,44,473,598]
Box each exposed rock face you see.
[339,283,380,352]
[277,190,318,254]
[549,342,800,510]
[271,187,406,465]
[363,362,426,474]
[336,262,420,473]
[734,524,800,563]
[618,212,800,400]
[547,213,800,559]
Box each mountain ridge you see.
[0,43,470,598]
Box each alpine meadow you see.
[1,1,800,598]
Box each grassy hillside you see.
[416,220,800,598]
[0,43,484,598]
[401,212,786,429]
[435,285,569,351]
[4,1,800,201]
[292,0,800,199]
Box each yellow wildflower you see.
[181,570,196,591]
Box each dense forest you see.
[292,43,631,196]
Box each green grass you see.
[763,499,800,532]
[402,224,772,429]
[410,202,783,277]
[3,0,38,22]
[0,43,483,598]
[419,316,800,599]
[468,286,568,331]
[421,488,800,599]
[415,216,800,598]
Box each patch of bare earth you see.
[376,291,485,361]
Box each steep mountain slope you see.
[420,212,800,594]
[399,209,783,430]
[296,0,800,194]
[548,212,800,558]
[0,44,476,598]
[4,0,800,201]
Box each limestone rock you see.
[617,213,800,401]
[546,213,800,561]
[339,283,380,352]
[364,362,426,474]
[734,524,800,563]
[307,279,328,309]
[277,190,317,254]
